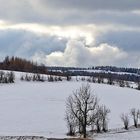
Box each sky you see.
[0,0,140,67]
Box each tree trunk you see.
[102,120,107,132]
[134,120,138,128]
[97,125,101,133]
[83,125,87,138]
[125,125,128,130]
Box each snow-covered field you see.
[0,72,140,139]
[95,129,140,140]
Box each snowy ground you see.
[0,72,140,139]
[95,129,140,140]
[0,136,47,140]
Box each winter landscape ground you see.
[0,72,139,139]
[0,0,139,139]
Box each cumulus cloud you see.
[0,27,139,67]
[32,40,128,67]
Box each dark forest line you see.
[0,56,140,83]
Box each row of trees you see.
[20,74,66,82]
[20,74,70,82]
[19,73,140,91]
[0,71,15,83]
[65,84,110,138]
[121,108,140,130]
[65,84,140,138]
[56,69,140,83]
[20,74,45,82]
[81,76,140,90]
[48,75,63,82]
[92,66,140,75]
[0,56,46,74]
[0,56,140,84]
[47,66,140,75]
[20,74,71,82]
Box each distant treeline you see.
[47,66,140,75]
[0,56,47,74]
[47,66,140,83]
[63,71,140,83]
[0,56,140,83]
[92,66,140,75]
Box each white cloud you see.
[132,10,140,15]
[32,40,128,67]
[0,25,139,67]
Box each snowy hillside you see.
[95,129,140,140]
[0,71,140,139]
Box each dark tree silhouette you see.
[66,84,98,138]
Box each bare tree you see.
[0,71,4,83]
[130,108,140,128]
[58,76,62,81]
[107,76,113,85]
[121,113,129,130]
[137,82,140,90]
[66,75,71,81]
[100,105,110,132]
[0,71,15,83]
[125,81,130,88]
[66,84,98,138]
[119,80,125,87]
[65,111,76,136]
[8,71,15,83]
[48,75,54,82]
[95,105,110,133]
[95,106,102,133]
[91,76,96,83]
[97,77,104,84]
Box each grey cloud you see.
[0,0,139,67]
[0,28,139,67]
[43,0,140,11]
[54,11,140,26]
[0,0,139,26]
[95,30,140,52]
[0,29,67,59]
